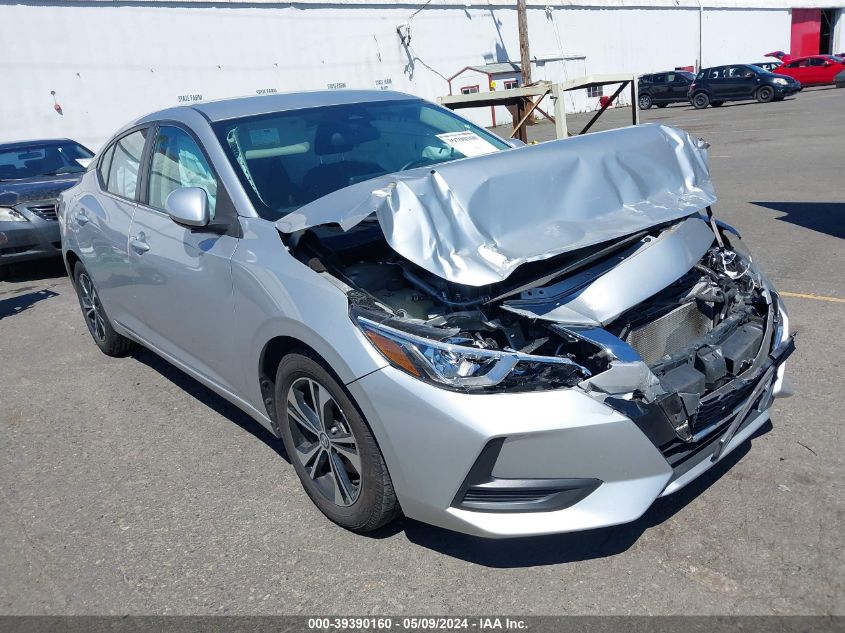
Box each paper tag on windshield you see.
[436,131,499,157]
[249,127,280,146]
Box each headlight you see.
[774,294,790,349]
[355,315,589,392]
[0,207,28,222]
[773,78,788,86]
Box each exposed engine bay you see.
[287,209,790,448]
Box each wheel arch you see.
[64,248,82,281]
[257,332,381,435]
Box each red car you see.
[773,55,845,86]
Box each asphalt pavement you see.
[1,87,843,615]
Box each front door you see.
[723,66,755,98]
[126,124,241,393]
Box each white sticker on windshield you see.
[436,131,499,157]
[249,127,281,147]
[74,158,93,168]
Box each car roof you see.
[138,90,422,125]
[0,138,79,151]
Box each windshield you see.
[0,141,94,181]
[213,99,510,219]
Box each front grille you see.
[462,488,561,504]
[28,204,57,221]
[694,380,756,430]
[625,301,713,365]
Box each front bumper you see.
[347,337,792,539]
[0,202,61,264]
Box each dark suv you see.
[688,64,801,109]
[637,71,695,109]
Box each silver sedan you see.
[59,90,793,537]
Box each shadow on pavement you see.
[132,347,291,465]
[0,288,59,319]
[752,201,845,240]
[127,344,775,562]
[0,258,67,282]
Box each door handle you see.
[129,234,150,254]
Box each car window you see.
[808,57,825,66]
[665,73,676,82]
[97,144,115,187]
[214,99,510,220]
[0,141,94,181]
[652,74,666,83]
[106,129,148,199]
[147,126,218,219]
[709,69,720,79]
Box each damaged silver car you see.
[59,91,794,537]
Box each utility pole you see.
[517,0,532,85]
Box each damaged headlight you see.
[355,316,589,392]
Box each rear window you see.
[0,141,93,181]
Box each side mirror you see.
[165,187,209,228]
[823,61,832,66]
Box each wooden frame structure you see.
[437,74,639,142]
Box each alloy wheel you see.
[78,272,106,342]
[286,377,362,507]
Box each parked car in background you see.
[835,69,845,88]
[637,71,696,109]
[688,64,801,109]
[751,61,781,73]
[58,91,793,537]
[774,55,845,86]
[0,139,94,277]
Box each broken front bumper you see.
[345,333,792,538]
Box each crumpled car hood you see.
[277,123,716,286]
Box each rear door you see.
[706,67,730,99]
[650,74,668,102]
[665,72,689,101]
[126,124,242,392]
[71,127,151,328]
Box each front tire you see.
[638,94,653,110]
[756,86,775,103]
[692,92,710,109]
[276,352,398,532]
[72,262,136,356]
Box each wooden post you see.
[517,0,532,86]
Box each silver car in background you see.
[58,91,794,537]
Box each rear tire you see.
[692,93,710,109]
[710,101,724,107]
[756,86,775,103]
[72,262,136,356]
[638,94,653,110]
[276,352,399,533]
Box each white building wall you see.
[0,2,794,150]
